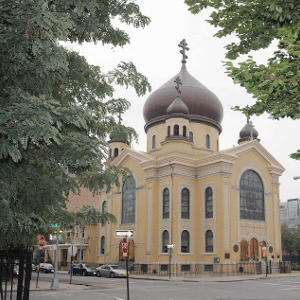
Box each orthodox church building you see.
[98,40,284,267]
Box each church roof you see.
[143,63,224,131]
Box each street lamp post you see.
[51,225,59,288]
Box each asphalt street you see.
[29,273,300,300]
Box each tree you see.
[281,222,297,256]
[185,0,300,159]
[0,0,151,249]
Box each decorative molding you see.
[197,162,231,179]
[136,184,146,190]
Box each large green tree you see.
[0,0,151,249]
[185,0,300,159]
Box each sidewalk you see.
[129,271,300,282]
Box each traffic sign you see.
[167,244,175,248]
[39,236,45,249]
[122,238,128,257]
[49,245,57,251]
[68,245,78,256]
[51,223,58,227]
[114,230,134,238]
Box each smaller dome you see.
[238,118,259,144]
[166,97,189,115]
[109,125,129,145]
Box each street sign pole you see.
[169,248,172,280]
[51,225,59,288]
[126,236,130,300]
[70,252,73,285]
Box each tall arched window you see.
[240,170,264,220]
[102,201,107,226]
[181,230,190,253]
[183,126,187,137]
[206,134,210,149]
[205,187,213,218]
[152,135,156,149]
[181,188,190,219]
[122,179,136,224]
[163,188,170,219]
[101,236,105,254]
[162,230,169,253]
[205,230,213,253]
[174,125,179,136]
[167,126,171,137]
[114,148,119,157]
[189,131,193,142]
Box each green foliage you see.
[281,222,297,255]
[33,249,45,265]
[185,0,300,158]
[0,0,151,249]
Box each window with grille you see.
[205,230,213,253]
[205,187,213,219]
[240,170,264,221]
[181,188,190,219]
[163,188,170,219]
[122,179,136,224]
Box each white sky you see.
[66,0,300,202]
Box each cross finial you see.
[118,112,123,124]
[174,76,182,96]
[245,105,250,123]
[178,39,189,64]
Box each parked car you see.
[32,264,37,272]
[72,264,96,276]
[38,263,54,273]
[96,265,127,278]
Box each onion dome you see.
[109,124,130,145]
[143,63,223,133]
[238,117,260,144]
[166,96,189,115]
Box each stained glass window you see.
[162,230,169,253]
[181,230,190,253]
[181,188,189,219]
[240,170,264,221]
[205,187,213,218]
[122,179,136,224]
[205,230,213,253]
[163,188,169,219]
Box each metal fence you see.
[0,248,33,300]
[131,261,291,278]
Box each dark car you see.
[38,263,55,273]
[72,263,96,276]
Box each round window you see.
[233,245,239,253]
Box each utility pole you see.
[51,225,59,288]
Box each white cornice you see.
[110,148,152,167]
[222,140,285,175]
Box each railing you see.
[0,247,33,300]
[130,261,264,278]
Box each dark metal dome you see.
[143,64,224,132]
[238,118,259,144]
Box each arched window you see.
[240,170,264,220]
[152,135,156,149]
[206,134,210,149]
[102,201,107,226]
[205,230,213,253]
[122,179,136,224]
[183,126,187,137]
[162,230,169,253]
[189,131,193,142]
[205,187,213,218]
[101,236,105,254]
[167,126,171,137]
[181,188,190,219]
[163,188,170,219]
[181,230,190,253]
[114,148,119,157]
[174,125,179,136]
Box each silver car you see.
[96,265,127,278]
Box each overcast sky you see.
[66,0,300,202]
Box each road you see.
[30,273,300,300]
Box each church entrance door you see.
[250,238,258,261]
[240,240,248,261]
